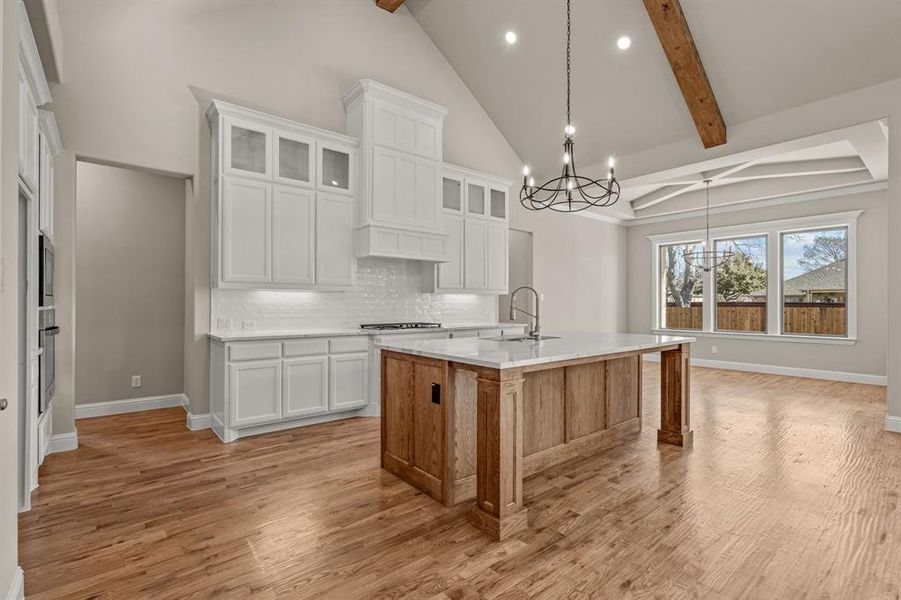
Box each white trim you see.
[47,430,78,454]
[625,181,886,226]
[651,329,857,345]
[185,411,211,431]
[884,415,901,433]
[5,567,24,600]
[18,0,51,105]
[37,110,63,157]
[75,393,188,418]
[642,353,886,386]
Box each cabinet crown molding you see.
[206,99,359,147]
[443,162,514,190]
[38,110,63,157]
[341,79,448,119]
[19,0,51,106]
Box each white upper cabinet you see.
[37,110,62,241]
[18,66,39,194]
[343,80,449,261]
[274,132,314,187]
[425,164,512,294]
[208,100,359,290]
[315,192,356,287]
[272,185,315,285]
[225,117,271,179]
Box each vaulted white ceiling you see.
[407,0,901,183]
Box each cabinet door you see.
[489,187,507,220]
[319,142,354,196]
[441,176,463,212]
[329,352,369,412]
[315,192,355,287]
[229,359,282,427]
[488,221,508,292]
[39,138,54,239]
[283,356,329,419]
[272,185,315,285]
[436,213,464,290]
[222,177,271,283]
[467,181,487,218]
[18,72,39,192]
[224,117,271,179]
[371,147,438,229]
[274,132,314,187]
[464,218,489,290]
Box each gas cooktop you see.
[360,322,442,331]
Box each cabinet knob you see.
[0,398,7,411]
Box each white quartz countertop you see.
[208,323,525,342]
[376,331,695,369]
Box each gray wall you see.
[627,189,888,377]
[75,162,185,404]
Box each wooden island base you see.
[381,343,692,540]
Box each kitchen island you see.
[377,332,694,540]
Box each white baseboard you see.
[5,566,24,600]
[76,393,188,419]
[47,430,78,454]
[185,411,211,431]
[885,415,901,433]
[642,353,887,386]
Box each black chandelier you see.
[683,180,734,272]
[520,0,620,213]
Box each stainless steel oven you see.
[39,309,59,414]
[39,235,54,307]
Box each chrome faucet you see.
[509,286,541,340]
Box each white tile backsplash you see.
[212,257,498,331]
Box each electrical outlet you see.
[131,375,142,388]
[711,345,718,354]
[217,318,232,331]
[241,320,256,330]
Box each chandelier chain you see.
[566,0,571,126]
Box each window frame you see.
[713,234,769,334]
[649,210,860,344]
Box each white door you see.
[437,213,464,290]
[224,117,271,180]
[229,359,282,427]
[222,177,271,283]
[283,356,329,419]
[329,352,369,412]
[488,222,508,292]
[273,132,314,188]
[39,137,53,238]
[272,185,315,285]
[464,218,489,290]
[315,192,355,287]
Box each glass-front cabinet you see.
[442,176,462,212]
[225,118,271,179]
[274,132,314,187]
[208,100,358,290]
[319,143,354,195]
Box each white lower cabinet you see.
[213,336,370,442]
[329,352,369,411]
[229,359,282,427]
[283,356,329,418]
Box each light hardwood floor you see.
[19,365,899,599]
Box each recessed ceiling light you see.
[617,35,632,50]
[505,31,518,45]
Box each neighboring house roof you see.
[750,259,846,297]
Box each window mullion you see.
[767,231,780,335]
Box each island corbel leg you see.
[471,371,528,540]
[658,343,693,447]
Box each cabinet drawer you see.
[329,337,370,354]
[283,339,329,357]
[450,329,478,339]
[228,342,282,362]
[477,328,503,338]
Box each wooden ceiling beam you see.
[643,0,726,149]
[376,0,405,13]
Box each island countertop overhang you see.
[376,331,695,370]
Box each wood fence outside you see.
[665,302,846,336]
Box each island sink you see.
[484,334,561,342]
[377,332,694,540]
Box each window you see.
[659,242,704,330]
[714,236,767,333]
[781,227,848,337]
[650,211,858,342]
